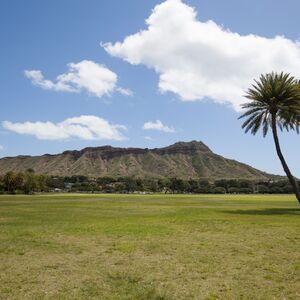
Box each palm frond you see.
[239,72,300,136]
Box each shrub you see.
[212,187,226,194]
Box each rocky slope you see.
[0,141,276,179]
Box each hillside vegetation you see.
[0,141,277,180]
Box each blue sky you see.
[1,0,300,176]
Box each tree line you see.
[0,169,48,194]
[0,170,296,195]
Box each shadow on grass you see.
[224,208,300,216]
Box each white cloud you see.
[103,0,300,111]
[24,70,75,92]
[144,136,154,141]
[3,115,127,141]
[116,87,134,96]
[25,60,132,98]
[0,145,4,150]
[143,120,175,133]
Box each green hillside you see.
[0,141,277,179]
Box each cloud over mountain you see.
[143,120,175,133]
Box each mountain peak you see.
[158,140,212,154]
[0,140,275,180]
[171,140,211,151]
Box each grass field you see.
[0,193,300,299]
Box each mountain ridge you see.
[0,141,279,180]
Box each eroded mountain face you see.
[0,141,275,180]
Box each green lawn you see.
[0,194,299,299]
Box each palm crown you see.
[239,72,300,136]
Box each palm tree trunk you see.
[271,113,300,203]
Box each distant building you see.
[64,182,74,189]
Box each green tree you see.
[124,177,137,192]
[212,187,226,194]
[215,179,228,192]
[3,171,17,193]
[15,172,25,191]
[148,179,158,192]
[36,174,47,192]
[239,72,300,203]
[158,178,171,193]
[24,169,37,194]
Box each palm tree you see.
[239,72,300,203]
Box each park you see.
[1,193,299,299]
[1,0,300,299]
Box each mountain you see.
[0,141,277,180]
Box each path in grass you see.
[0,194,299,299]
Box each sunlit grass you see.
[0,194,299,299]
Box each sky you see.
[1,0,300,176]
